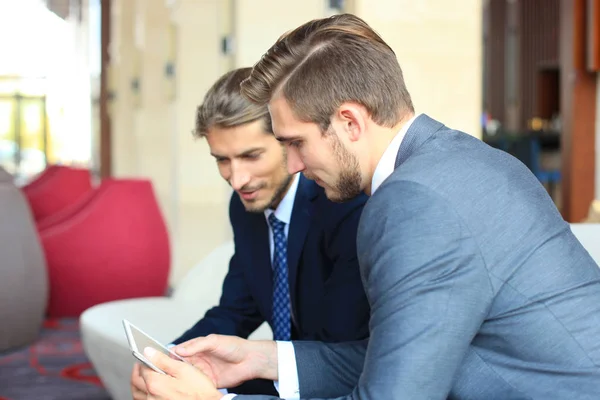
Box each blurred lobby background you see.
[2,0,485,286]
[1,0,599,398]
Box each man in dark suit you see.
[138,14,600,400]
[130,67,370,399]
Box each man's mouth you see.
[310,177,324,187]
[239,189,260,200]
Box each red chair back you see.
[22,165,92,222]
[39,179,171,317]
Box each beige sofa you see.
[0,167,48,352]
[570,223,600,263]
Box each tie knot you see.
[268,213,285,232]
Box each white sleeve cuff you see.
[274,341,300,399]
[221,394,237,400]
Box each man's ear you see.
[337,103,367,142]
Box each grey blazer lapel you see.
[394,114,445,168]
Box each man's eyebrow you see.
[238,147,264,156]
[275,135,301,143]
[210,148,264,159]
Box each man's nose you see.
[229,163,251,191]
[286,147,305,175]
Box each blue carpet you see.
[0,318,111,400]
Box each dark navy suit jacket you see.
[173,173,370,347]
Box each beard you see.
[242,172,293,213]
[325,128,363,203]
[266,173,294,210]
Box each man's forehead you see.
[269,111,295,138]
[268,97,312,141]
[270,122,300,141]
[268,94,295,120]
[207,128,274,155]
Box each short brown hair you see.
[240,13,414,131]
[194,67,272,138]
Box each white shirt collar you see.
[371,114,419,194]
[264,173,300,225]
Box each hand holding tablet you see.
[122,319,188,375]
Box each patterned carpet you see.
[0,318,111,400]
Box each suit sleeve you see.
[237,180,493,399]
[172,197,265,345]
[317,195,370,342]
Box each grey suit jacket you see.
[238,115,600,399]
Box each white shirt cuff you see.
[221,394,237,400]
[274,341,300,399]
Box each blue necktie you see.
[268,213,291,341]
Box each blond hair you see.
[194,67,272,138]
[240,14,413,131]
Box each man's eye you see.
[216,158,228,164]
[244,153,260,160]
[289,141,302,148]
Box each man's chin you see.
[323,188,346,203]
[241,194,279,213]
[241,199,269,213]
[324,186,362,203]
[314,181,343,202]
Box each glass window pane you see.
[0,99,16,175]
[18,97,46,179]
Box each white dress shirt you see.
[370,114,418,194]
[224,174,300,400]
[259,115,419,400]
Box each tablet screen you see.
[123,320,185,362]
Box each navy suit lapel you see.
[287,175,318,320]
[394,114,445,169]
[247,213,273,319]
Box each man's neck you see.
[365,112,415,193]
[268,174,296,211]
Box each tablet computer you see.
[122,319,187,375]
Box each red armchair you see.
[21,165,92,222]
[38,178,171,317]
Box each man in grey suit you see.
[138,14,600,400]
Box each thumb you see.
[174,336,216,357]
[144,347,182,377]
